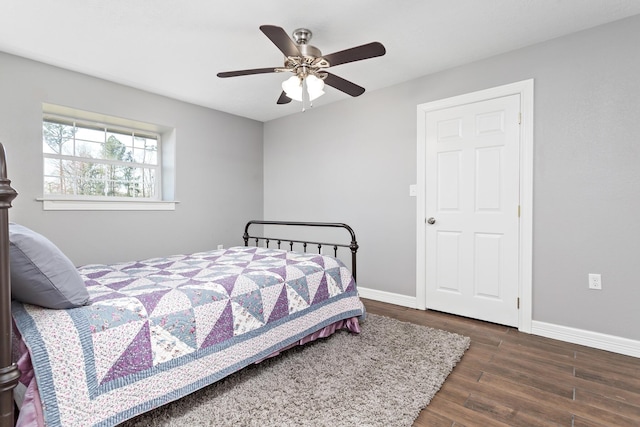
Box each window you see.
[40,104,176,211]
[43,117,160,199]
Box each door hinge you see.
[518,112,522,124]
[518,205,521,217]
[517,297,520,309]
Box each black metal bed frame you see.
[243,220,359,282]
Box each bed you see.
[0,142,364,427]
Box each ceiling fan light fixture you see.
[306,75,325,100]
[282,74,325,102]
[218,25,386,107]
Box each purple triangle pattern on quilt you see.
[101,321,153,383]
[267,285,290,323]
[73,246,355,387]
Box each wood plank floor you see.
[362,299,640,427]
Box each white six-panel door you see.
[424,94,521,327]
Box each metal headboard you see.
[243,220,359,282]
[0,142,19,427]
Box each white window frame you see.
[39,104,177,211]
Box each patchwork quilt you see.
[12,246,364,426]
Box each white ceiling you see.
[1,1,639,122]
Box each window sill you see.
[37,198,178,211]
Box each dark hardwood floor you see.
[362,299,640,427]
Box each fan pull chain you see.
[301,76,311,112]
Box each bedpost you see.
[349,238,358,283]
[338,222,359,283]
[0,142,19,427]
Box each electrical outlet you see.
[217,244,224,250]
[588,273,602,290]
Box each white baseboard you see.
[357,288,640,358]
[357,287,417,309]
[532,321,640,358]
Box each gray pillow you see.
[9,223,89,309]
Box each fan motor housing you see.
[298,44,322,58]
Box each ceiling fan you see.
[217,25,386,109]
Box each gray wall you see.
[0,52,264,265]
[264,15,640,340]
[2,15,638,342]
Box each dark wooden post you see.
[0,142,19,427]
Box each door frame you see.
[416,79,534,332]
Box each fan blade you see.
[217,68,279,78]
[322,42,386,67]
[260,25,301,58]
[277,91,292,104]
[324,73,365,97]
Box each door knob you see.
[427,217,436,225]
